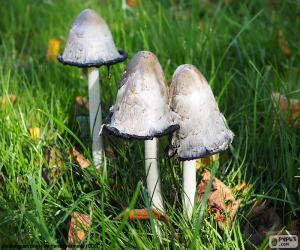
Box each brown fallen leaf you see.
[127,0,137,7]
[28,127,41,141]
[115,208,180,242]
[248,200,268,218]
[128,209,168,224]
[68,212,91,245]
[290,219,300,235]
[71,147,90,169]
[0,94,17,107]
[46,38,60,61]
[243,201,282,246]
[271,92,300,127]
[198,170,241,229]
[278,30,291,58]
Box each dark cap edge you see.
[103,124,180,140]
[167,139,233,161]
[57,50,127,68]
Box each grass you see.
[0,0,299,249]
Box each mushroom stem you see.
[88,67,103,168]
[144,138,164,213]
[183,160,196,220]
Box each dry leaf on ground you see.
[290,219,300,235]
[115,208,167,222]
[127,209,168,223]
[243,201,282,246]
[70,147,90,169]
[68,212,91,245]
[271,92,300,127]
[198,170,241,229]
[115,208,179,239]
[248,200,268,218]
[46,38,60,61]
[127,0,137,7]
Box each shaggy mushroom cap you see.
[103,51,179,139]
[167,64,234,161]
[58,9,127,68]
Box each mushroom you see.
[58,9,127,168]
[167,64,234,219]
[103,51,179,212]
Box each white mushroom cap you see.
[167,64,234,160]
[58,9,127,67]
[103,51,179,139]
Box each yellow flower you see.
[196,154,219,171]
[28,127,41,141]
[46,38,60,61]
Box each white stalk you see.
[88,67,103,168]
[183,160,196,220]
[144,138,164,212]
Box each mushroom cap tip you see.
[59,8,127,68]
[168,64,234,161]
[104,51,179,139]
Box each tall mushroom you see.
[167,64,234,220]
[103,51,179,212]
[58,9,127,168]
